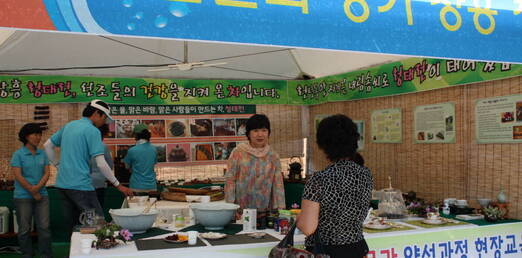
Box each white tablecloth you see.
[69,228,296,258]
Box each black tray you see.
[450,205,475,215]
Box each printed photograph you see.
[193,143,214,161]
[417,131,425,141]
[214,142,237,160]
[152,144,167,162]
[213,119,236,136]
[167,143,190,162]
[142,120,166,138]
[166,119,188,137]
[116,119,141,138]
[513,126,522,139]
[436,131,445,140]
[190,119,213,137]
[236,118,248,136]
[501,112,514,123]
[445,116,454,131]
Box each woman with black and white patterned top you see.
[298,114,373,258]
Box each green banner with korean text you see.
[288,58,522,105]
[1,58,522,105]
[0,75,286,105]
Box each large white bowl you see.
[109,208,159,234]
[190,203,239,230]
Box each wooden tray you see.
[161,192,187,202]
[168,187,210,195]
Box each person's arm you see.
[297,199,320,236]
[297,174,322,235]
[34,165,50,191]
[43,139,59,167]
[12,167,36,194]
[104,147,114,170]
[224,151,239,204]
[94,155,133,196]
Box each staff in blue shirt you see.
[123,124,158,194]
[11,123,52,258]
[44,100,133,236]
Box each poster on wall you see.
[314,114,364,151]
[414,103,455,144]
[107,105,255,169]
[371,108,402,143]
[475,94,522,144]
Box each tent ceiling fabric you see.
[0,29,406,80]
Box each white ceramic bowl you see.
[190,203,239,230]
[109,208,159,234]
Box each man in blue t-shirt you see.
[44,100,133,235]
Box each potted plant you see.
[482,206,505,222]
[93,223,133,249]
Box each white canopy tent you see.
[0,29,406,80]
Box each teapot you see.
[288,156,303,181]
[79,209,96,226]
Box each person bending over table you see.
[44,100,133,237]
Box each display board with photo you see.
[476,94,522,143]
[116,119,141,139]
[108,120,247,164]
[190,119,213,137]
[166,143,191,162]
[166,119,189,137]
[414,102,456,144]
[214,142,237,160]
[143,120,166,138]
[236,118,248,136]
[214,119,236,136]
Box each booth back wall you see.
[0,103,303,183]
[310,76,522,219]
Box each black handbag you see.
[268,223,330,258]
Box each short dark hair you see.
[18,123,43,145]
[246,114,271,140]
[82,100,109,117]
[135,130,151,141]
[316,114,359,161]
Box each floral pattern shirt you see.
[225,143,285,210]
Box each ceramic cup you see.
[187,231,198,245]
[80,239,92,248]
[80,239,92,254]
[427,212,439,220]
